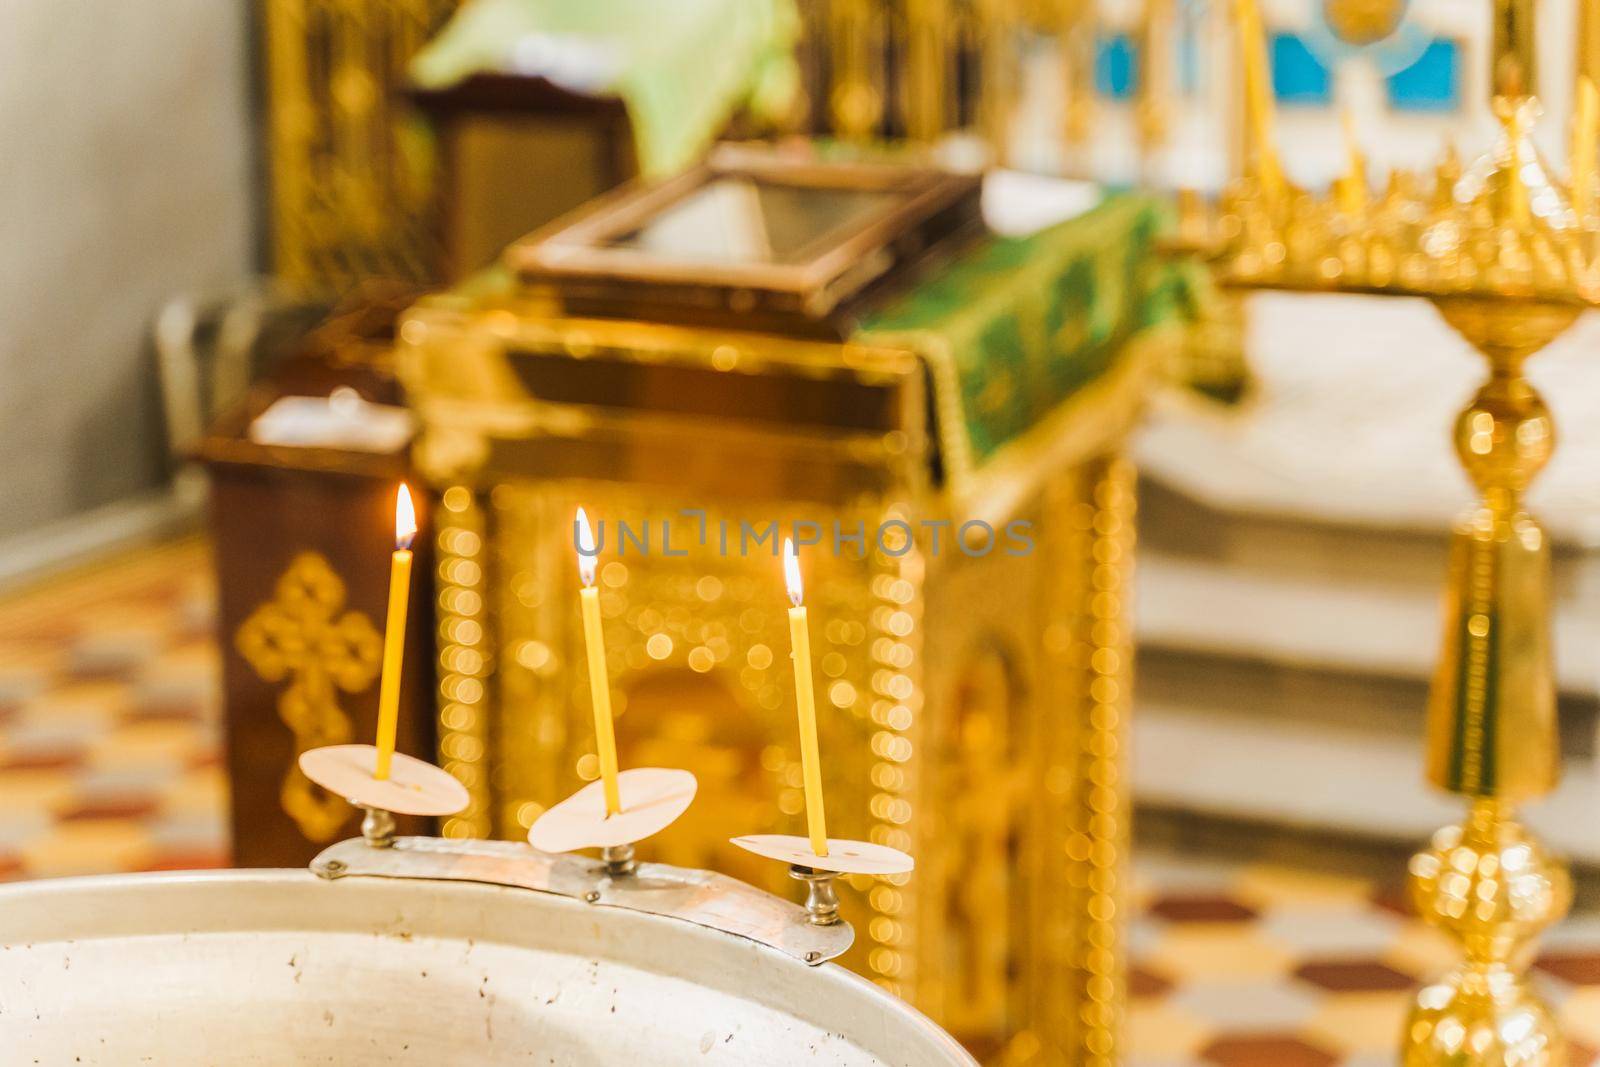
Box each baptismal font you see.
[1190,1,1599,1062]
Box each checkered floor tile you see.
[0,537,226,878]
[2,536,1599,1066]
[1128,853,1600,1066]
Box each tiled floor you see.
[3,537,1600,1065]
[1127,851,1600,1065]
[0,537,226,878]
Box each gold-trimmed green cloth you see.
[410,0,800,177]
[434,191,1193,501]
[856,194,1188,492]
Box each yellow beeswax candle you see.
[373,484,417,781]
[575,508,622,816]
[783,539,828,857]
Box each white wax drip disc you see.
[527,767,698,853]
[730,834,915,876]
[298,744,470,817]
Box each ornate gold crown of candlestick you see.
[1190,2,1599,1063]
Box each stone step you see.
[1137,646,1599,760]
[1135,484,1600,695]
[1134,292,1600,542]
[1132,697,1600,865]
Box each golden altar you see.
[398,148,1177,1064]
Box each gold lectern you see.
[401,146,1181,1064]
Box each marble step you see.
[1135,483,1600,695]
[1134,292,1600,542]
[1137,646,1599,761]
[1132,696,1600,866]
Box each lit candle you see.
[373,484,417,781]
[783,539,828,857]
[1573,75,1598,214]
[576,508,622,816]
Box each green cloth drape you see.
[410,0,800,177]
[856,195,1187,485]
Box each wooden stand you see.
[409,73,636,282]
[201,347,437,867]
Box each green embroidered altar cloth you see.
[434,190,1192,499]
[856,193,1191,493]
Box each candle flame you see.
[394,484,417,550]
[575,507,598,587]
[783,538,803,607]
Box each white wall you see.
[0,0,254,540]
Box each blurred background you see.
[7,1,1600,1064]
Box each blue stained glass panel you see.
[1096,33,1138,99]
[1271,33,1332,106]
[1386,38,1461,112]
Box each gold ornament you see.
[236,552,384,841]
[1405,800,1570,1065]
[262,0,453,289]
[1322,0,1409,46]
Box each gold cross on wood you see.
[236,551,383,842]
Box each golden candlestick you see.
[1572,76,1599,219]
[1233,0,1288,203]
[1137,0,1175,176]
[1582,0,1600,85]
[903,0,950,143]
[1335,110,1368,217]
[1403,295,1574,1066]
[827,0,883,141]
[1058,0,1096,148]
[1191,1,1599,1062]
